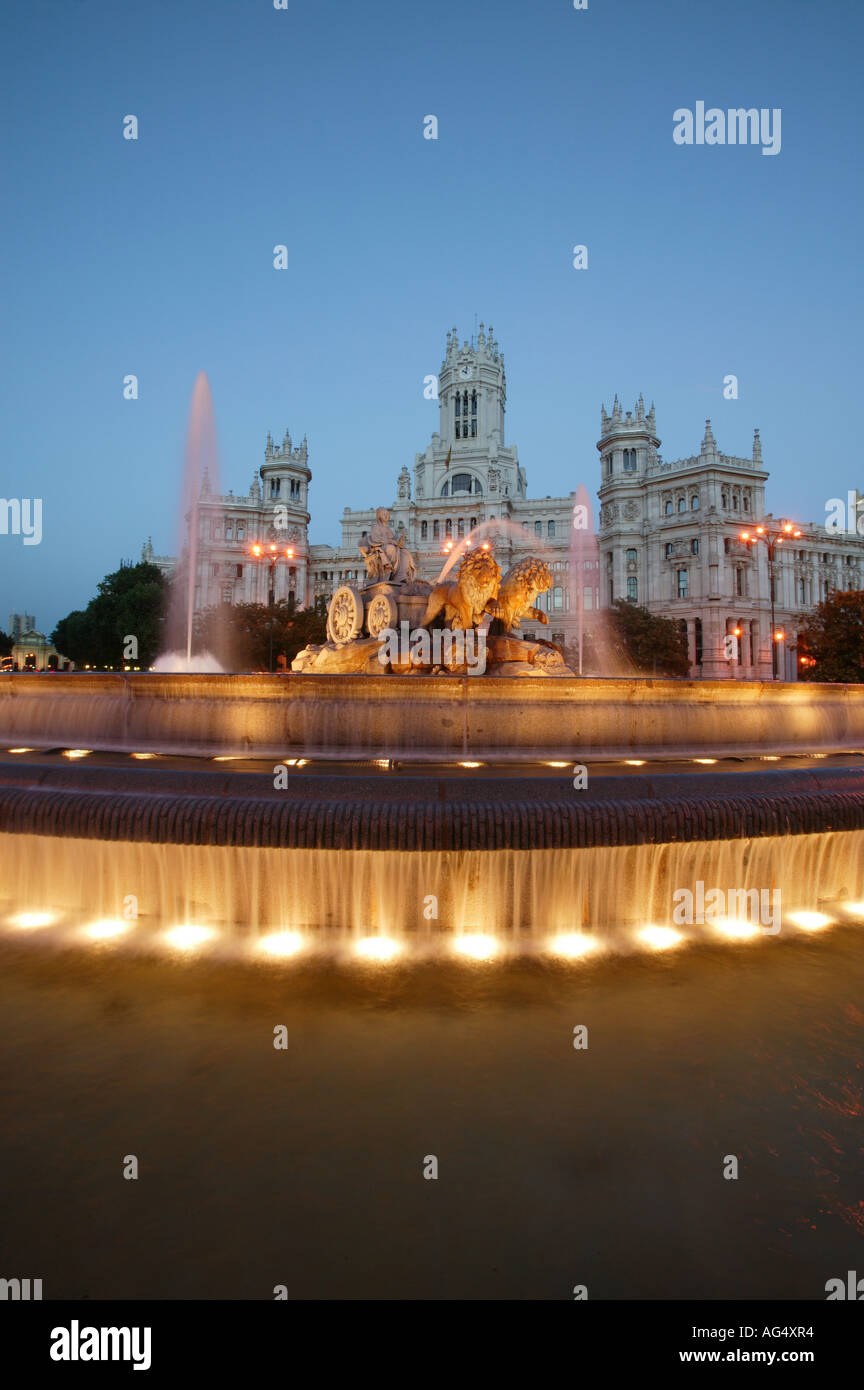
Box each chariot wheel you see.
[365,591,399,639]
[327,585,364,644]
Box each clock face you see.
[459,363,471,379]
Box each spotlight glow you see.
[693,758,717,765]
[760,755,781,762]
[545,761,569,768]
[63,749,91,759]
[459,761,482,768]
[712,916,759,940]
[131,753,156,760]
[162,925,216,951]
[453,933,499,960]
[355,936,401,961]
[7,748,34,754]
[788,911,832,931]
[638,925,682,951]
[548,932,598,959]
[84,919,130,940]
[624,759,646,766]
[840,901,864,917]
[258,931,305,957]
[9,911,57,930]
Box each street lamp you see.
[739,520,801,680]
[249,543,296,671]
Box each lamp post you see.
[250,543,295,671]
[739,520,801,680]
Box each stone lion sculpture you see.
[421,549,501,631]
[488,557,554,631]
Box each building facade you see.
[149,325,864,678]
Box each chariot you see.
[326,579,431,645]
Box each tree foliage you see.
[589,599,691,677]
[194,597,328,670]
[51,562,168,667]
[797,589,864,683]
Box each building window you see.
[270,479,281,497]
[225,523,234,540]
[743,496,750,511]
[626,576,637,601]
[212,563,219,577]
[221,586,233,603]
[235,564,243,579]
[665,543,673,559]
[421,521,428,539]
[721,493,728,508]
[691,538,699,555]
[665,500,673,516]
[474,478,482,494]
[433,520,440,539]
[451,473,473,494]
[623,448,637,471]
[553,586,564,610]
[457,518,465,537]
[470,517,477,531]
[724,538,731,554]
[441,481,449,496]
[736,567,744,597]
[471,391,477,436]
[626,548,637,563]
[695,617,703,665]
[678,497,686,513]
[691,495,699,510]
[237,524,245,540]
[535,521,542,537]
[677,569,688,598]
[732,495,739,510]
[445,518,452,535]
[605,453,613,477]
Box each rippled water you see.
[0,926,861,1299]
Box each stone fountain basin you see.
[1,672,864,761]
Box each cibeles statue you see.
[359,507,416,585]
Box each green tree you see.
[194,597,327,670]
[797,590,864,682]
[0,630,12,657]
[51,562,168,667]
[604,599,690,677]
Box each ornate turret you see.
[752,428,762,463]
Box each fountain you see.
[1,398,864,966]
[153,372,229,673]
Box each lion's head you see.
[457,548,501,618]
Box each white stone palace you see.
[146,325,864,678]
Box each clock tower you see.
[412,324,524,504]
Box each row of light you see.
[6,908,862,960]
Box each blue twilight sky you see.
[1,0,861,633]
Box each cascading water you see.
[154,372,230,672]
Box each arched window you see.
[678,497,686,513]
[691,495,699,509]
[433,520,440,538]
[627,577,638,601]
[623,449,637,472]
[445,518,452,534]
[470,517,477,531]
[625,548,637,562]
[457,518,465,537]
[451,473,473,494]
[441,481,449,496]
[721,493,728,508]
[691,538,699,555]
[665,500,673,516]
[421,521,428,539]
[471,391,477,436]
[474,477,483,494]
[548,520,555,537]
